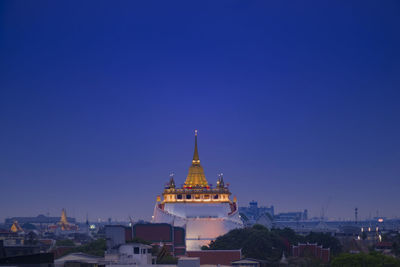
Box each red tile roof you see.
[186,250,241,265]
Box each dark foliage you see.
[203,225,342,262]
[305,232,342,256]
[56,239,75,247]
[60,238,106,257]
[331,252,400,267]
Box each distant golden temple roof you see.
[184,130,209,188]
[10,221,23,233]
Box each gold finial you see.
[193,130,199,163]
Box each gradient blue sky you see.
[1,1,399,222]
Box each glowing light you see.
[379,234,382,242]
[378,218,384,223]
[89,224,96,229]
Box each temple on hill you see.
[152,130,243,250]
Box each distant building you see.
[105,223,186,256]
[186,250,241,266]
[274,210,308,222]
[55,252,103,267]
[104,243,153,265]
[133,223,186,256]
[239,201,275,228]
[5,214,76,225]
[105,225,132,251]
[292,243,330,263]
[239,201,274,220]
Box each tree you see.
[331,252,400,267]
[204,225,282,261]
[203,225,343,263]
[60,238,106,257]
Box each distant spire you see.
[193,130,200,163]
[169,172,176,188]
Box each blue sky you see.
[1,1,399,222]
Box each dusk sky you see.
[1,1,399,223]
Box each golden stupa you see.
[58,208,75,231]
[184,130,209,188]
[10,220,23,233]
[153,130,243,250]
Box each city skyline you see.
[1,1,400,223]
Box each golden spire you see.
[193,130,200,164]
[60,208,68,224]
[59,208,70,230]
[185,130,209,187]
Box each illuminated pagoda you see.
[10,221,24,233]
[48,209,78,231]
[152,130,243,250]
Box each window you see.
[147,248,152,253]
[195,194,200,199]
[177,194,182,199]
[214,194,219,199]
[186,194,192,199]
[134,247,139,254]
[204,195,210,199]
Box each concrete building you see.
[105,243,153,265]
[133,223,186,256]
[105,225,131,251]
[55,252,103,267]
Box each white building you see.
[105,243,153,266]
[153,131,243,250]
